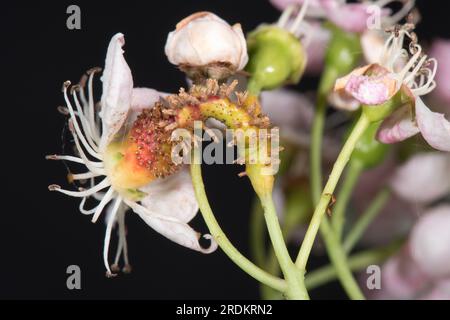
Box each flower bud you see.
[246,26,306,94]
[320,23,361,95]
[165,12,248,81]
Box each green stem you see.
[310,94,327,203]
[344,188,391,253]
[331,160,364,239]
[296,113,370,270]
[261,219,292,300]
[250,199,266,268]
[297,113,370,300]
[319,218,365,299]
[305,241,401,290]
[190,162,286,293]
[259,194,309,300]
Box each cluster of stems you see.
[187,29,402,299]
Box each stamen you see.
[277,4,295,28]
[112,209,131,273]
[63,82,102,160]
[71,89,100,152]
[411,58,437,96]
[79,196,97,215]
[377,0,416,25]
[91,187,116,223]
[70,171,100,181]
[104,196,122,277]
[87,68,102,142]
[396,44,422,83]
[403,54,427,84]
[57,106,70,115]
[289,0,310,35]
[90,177,106,201]
[48,178,110,197]
[68,120,106,175]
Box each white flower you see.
[48,33,217,276]
[165,12,248,78]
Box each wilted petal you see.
[100,33,133,151]
[328,90,360,111]
[429,39,450,104]
[165,12,248,71]
[333,64,396,109]
[390,152,450,204]
[410,205,450,279]
[345,74,396,105]
[376,105,419,144]
[335,65,373,91]
[416,97,450,152]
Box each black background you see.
[1,0,449,300]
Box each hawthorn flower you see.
[333,24,450,151]
[165,12,248,81]
[48,33,217,276]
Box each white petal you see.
[99,33,133,151]
[125,197,217,254]
[410,205,450,279]
[131,88,167,112]
[390,152,450,204]
[416,97,450,152]
[139,169,198,223]
[127,88,168,124]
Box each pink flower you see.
[335,26,450,152]
[429,39,450,105]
